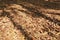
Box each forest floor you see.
[0,1,60,40]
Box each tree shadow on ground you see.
[19,3,60,26]
[19,0,60,10]
[41,1,60,10]
[0,10,33,40]
[0,1,60,40]
[47,12,60,16]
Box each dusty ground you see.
[0,1,60,40]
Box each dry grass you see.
[0,1,60,40]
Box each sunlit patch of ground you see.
[0,1,60,40]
